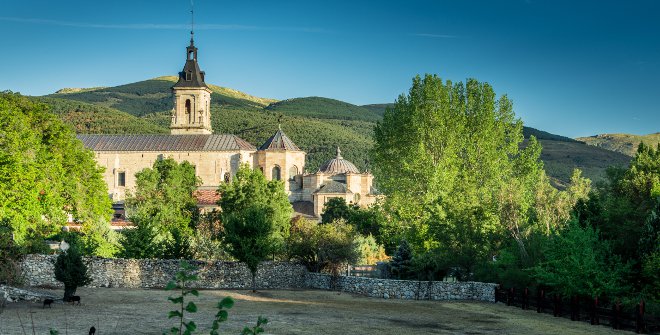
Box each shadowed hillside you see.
[40,78,632,185]
[577,133,660,156]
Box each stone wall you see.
[20,255,308,290]
[19,255,496,302]
[306,273,497,302]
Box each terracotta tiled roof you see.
[77,134,256,151]
[194,189,220,206]
[318,147,360,174]
[258,127,300,151]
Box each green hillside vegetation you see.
[48,76,275,117]
[35,97,168,134]
[265,97,383,122]
[360,104,391,116]
[40,77,631,185]
[577,133,660,157]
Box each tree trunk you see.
[63,285,76,301]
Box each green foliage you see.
[190,211,228,261]
[532,221,630,298]
[354,234,388,265]
[0,226,22,285]
[390,241,414,280]
[164,261,267,335]
[321,197,354,224]
[218,164,292,253]
[372,75,547,276]
[36,97,167,134]
[223,205,275,292]
[54,245,92,300]
[265,96,383,122]
[240,317,268,335]
[286,217,358,274]
[164,261,200,335]
[0,92,115,254]
[122,158,200,259]
[411,249,448,282]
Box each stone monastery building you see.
[78,35,378,218]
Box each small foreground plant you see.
[164,260,268,335]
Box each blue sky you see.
[1,0,658,138]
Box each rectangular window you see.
[118,172,126,187]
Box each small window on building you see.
[118,172,126,187]
[186,71,192,81]
[224,172,231,183]
[288,165,298,180]
[188,50,194,60]
[272,166,281,181]
[354,193,361,204]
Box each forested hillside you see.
[41,77,630,184]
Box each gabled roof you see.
[318,147,360,174]
[77,134,256,151]
[314,180,352,194]
[258,127,300,151]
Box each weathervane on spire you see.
[190,0,195,44]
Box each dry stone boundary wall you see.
[306,273,497,302]
[20,255,307,289]
[19,255,496,302]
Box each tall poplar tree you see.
[372,75,552,276]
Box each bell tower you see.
[170,6,212,135]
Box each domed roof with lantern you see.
[318,147,360,174]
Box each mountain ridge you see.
[41,77,632,185]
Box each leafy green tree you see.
[532,220,629,299]
[371,75,570,278]
[315,220,359,277]
[218,164,292,254]
[321,198,354,224]
[54,244,92,300]
[223,205,275,292]
[0,92,116,254]
[123,157,200,259]
[286,217,358,274]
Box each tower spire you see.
[190,0,195,45]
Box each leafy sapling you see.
[164,261,199,335]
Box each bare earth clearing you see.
[1,288,620,334]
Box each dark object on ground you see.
[66,295,81,305]
[43,298,54,308]
[89,326,96,335]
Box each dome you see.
[318,147,360,174]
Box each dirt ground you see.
[0,287,622,335]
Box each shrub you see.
[53,244,91,300]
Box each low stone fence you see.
[1,285,57,303]
[306,273,497,302]
[19,255,496,302]
[20,254,307,290]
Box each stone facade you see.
[97,149,253,201]
[18,255,496,302]
[306,273,497,302]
